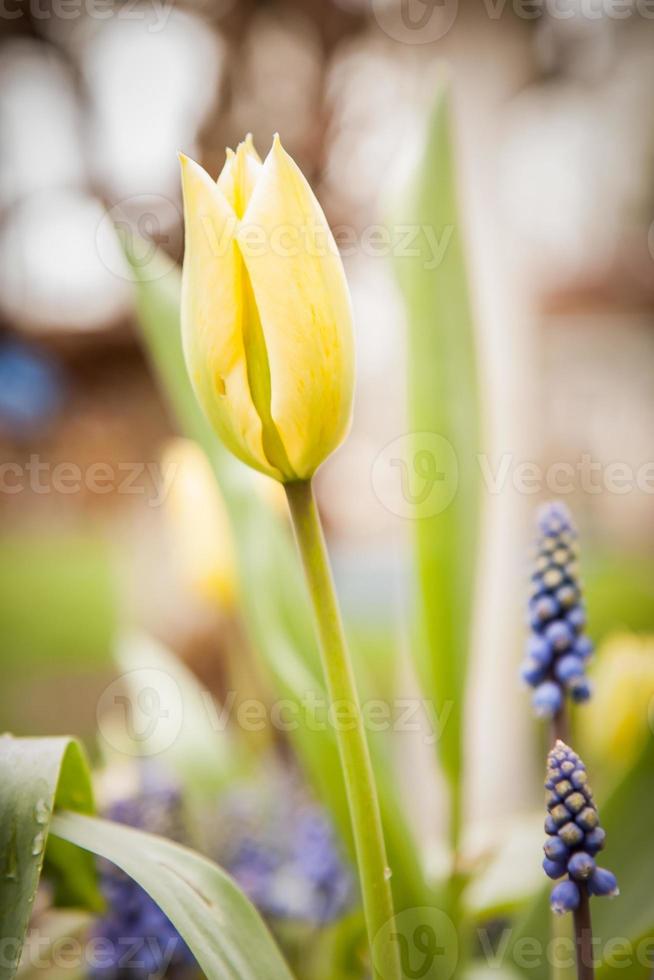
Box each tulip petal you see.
[217,136,262,219]
[237,135,355,479]
[179,154,279,478]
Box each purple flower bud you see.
[554,654,584,684]
[543,858,566,880]
[589,868,619,897]
[573,636,593,660]
[533,681,563,718]
[521,658,547,687]
[550,879,580,914]
[528,634,553,667]
[570,678,592,703]
[567,606,586,632]
[544,835,569,862]
[567,852,595,881]
[545,620,574,652]
[584,827,606,854]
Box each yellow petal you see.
[236,135,355,479]
[162,437,238,608]
[216,136,262,219]
[179,153,279,479]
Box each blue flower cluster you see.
[214,786,354,925]
[543,741,618,914]
[521,501,593,718]
[90,785,195,980]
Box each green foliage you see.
[394,87,480,828]
[50,811,295,980]
[0,736,100,980]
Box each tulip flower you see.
[179,135,355,483]
[179,137,398,980]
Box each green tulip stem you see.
[285,479,400,980]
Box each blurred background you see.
[1,0,654,847]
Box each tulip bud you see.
[179,135,355,483]
[162,438,238,608]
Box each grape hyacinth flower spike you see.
[544,741,618,979]
[521,502,593,730]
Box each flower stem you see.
[573,884,595,980]
[285,479,400,980]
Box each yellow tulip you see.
[179,135,355,483]
[162,438,238,608]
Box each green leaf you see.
[0,736,100,980]
[394,88,480,807]
[50,811,295,980]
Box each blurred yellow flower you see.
[581,632,654,770]
[162,438,238,609]
[179,134,355,483]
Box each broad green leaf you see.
[0,736,100,980]
[509,732,654,978]
[128,247,430,913]
[50,811,294,980]
[394,89,480,806]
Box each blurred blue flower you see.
[521,501,593,718]
[89,781,195,980]
[0,337,63,437]
[212,777,355,925]
[543,741,618,914]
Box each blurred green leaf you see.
[107,630,240,796]
[394,89,480,820]
[50,811,295,980]
[128,250,430,913]
[0,736,100,980]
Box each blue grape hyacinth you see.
[90,783,195,980]
[521,501,593,718]
[211,776,355,925]
[543,741,618,914]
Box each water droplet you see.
[384,866,393,880]
[34,799,50,825]
[31,831,45,857]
